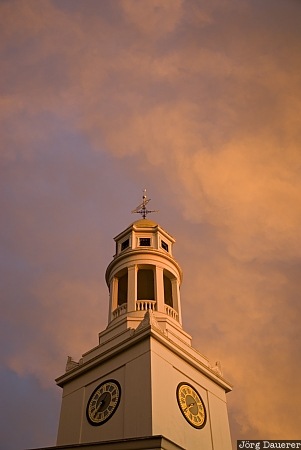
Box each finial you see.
[131,189,159,219]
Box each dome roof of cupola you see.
[132,219,158,228]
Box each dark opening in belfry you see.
[137,269,154,300]
[117,271,128,306]
[164,272,173,307]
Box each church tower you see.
[50,194,232,450]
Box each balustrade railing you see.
[112,301,178,321]
[165,304,178,320]
[112,303,127,319]
[136,300,156,311]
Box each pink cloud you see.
[1,0,300,447]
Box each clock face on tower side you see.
[176,382,207,429]
[86,379,121,426]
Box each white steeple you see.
[53,194,232,450]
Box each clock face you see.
[86,379,121,426]
[176,382,206,429]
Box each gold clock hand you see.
[92,401,103,417]
[92,393,108,417]
[184,402,195,412]
[95,392,110,414]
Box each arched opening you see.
[137,268,154,300]
[163,272,173,307]
[117,270,128,306]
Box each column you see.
[127,265,137,312]
[172,279,182,324]
[155,266,164,313]
[108,277,118,322]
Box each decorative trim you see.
[135,310,161,333]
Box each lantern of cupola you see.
[106,218,182,323]
[101,192,192,347]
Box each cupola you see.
[103,192,190,346]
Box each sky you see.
[1,0,301,448]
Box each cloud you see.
[120,0,183,37]
[6,276,103,386]
[1,0,301,447]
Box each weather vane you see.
[131,189,158,219]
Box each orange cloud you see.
[1,0,301,446]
